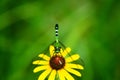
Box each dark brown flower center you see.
[49,55,65,70]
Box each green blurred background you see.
[0,0,120,80]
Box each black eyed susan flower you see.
[32,45,84,80]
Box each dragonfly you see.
[32,24,84,80]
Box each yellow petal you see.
[33,65,50,73]
[58,69,66,80]
[65,63,84,70]
[48,70,56,80]
[62,47,71,57]
[49,45,55,56]
[32,60,49,65]
[65,68,82,77]
[38,68,52,80]
[65,54,80,62]
[61,69,75,80]
[60,48,63,53]
[38,54,50,61]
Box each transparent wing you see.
[32,41,84,80]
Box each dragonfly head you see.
[55,46,61,53]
